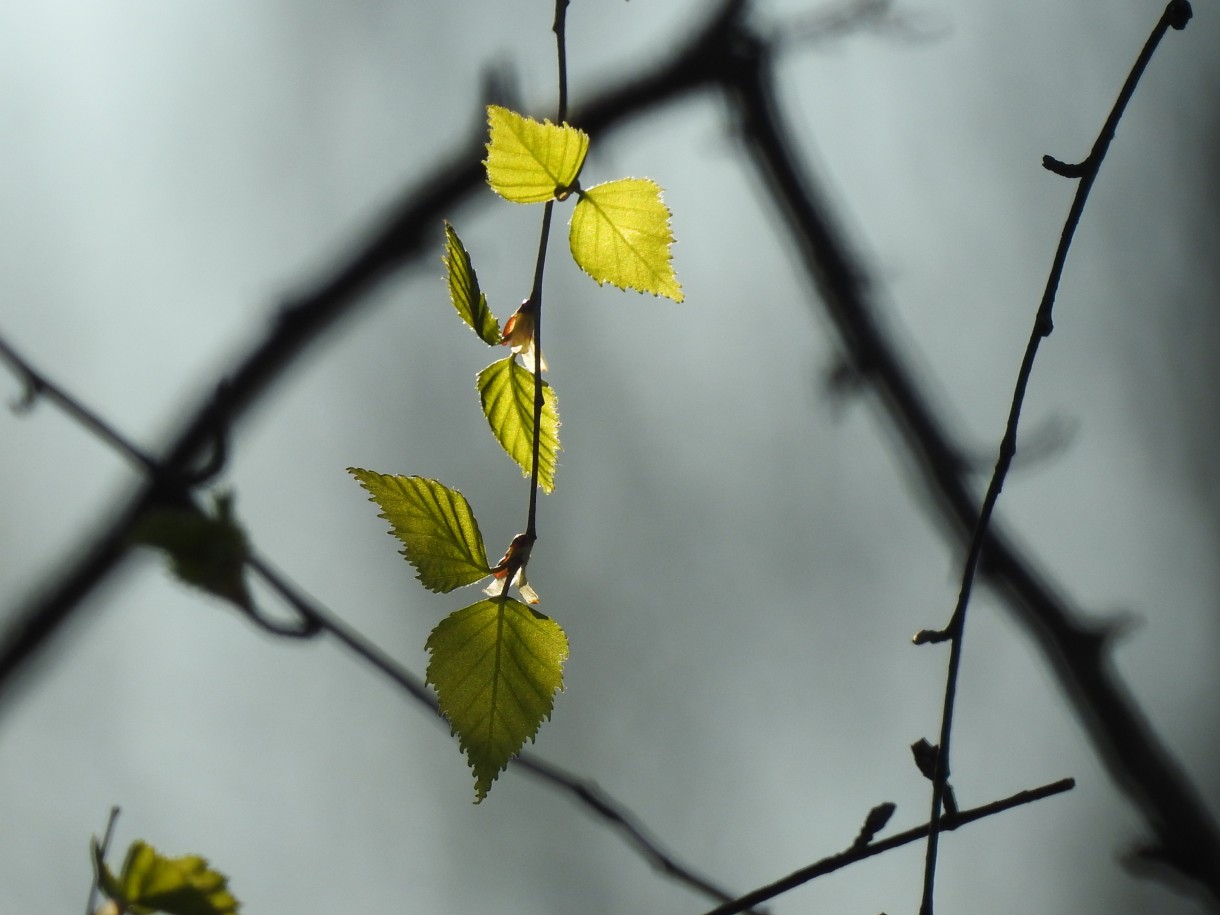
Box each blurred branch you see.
[0,334,159,476]
[722,4,1220,904]
[701,778,1076,915]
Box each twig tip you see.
[1168,1,1192,30]
[912,628,950,645]
[1041,154,1088,178]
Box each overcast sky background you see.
[1,1,1218,913]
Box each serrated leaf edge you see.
[426,596,568,801]
[348,469,491,593]
[569,177,683,302]
[443,222,501,345]
[483,105,590,204]
[476,357,560,493]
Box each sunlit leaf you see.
[426,597,568,801]
[132,493,251,610]
[93,839,239,915]
[484,105,589,204]
[349,470,490,592]
[477,356,560,493]
[443,222,500,345]
[569,177,683,301]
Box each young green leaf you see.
[349,470,490,592]
[477,356,560,493]
[484,105,589,204]
[426,596,568,801]
[443,222,501,345]
[569,177,683,302]
[132,493,251,611]
[92,839,240,915]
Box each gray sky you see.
[1,1,1217,913]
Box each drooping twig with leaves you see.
[349,24,682,800]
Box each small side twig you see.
[851,802,897,851]
[0,334,158,476]
[241,554,324,639]
[700,778,1075,915]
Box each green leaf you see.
[349,470,491,592]
[484,105,589,204]
[132,493,251,610]
[96,839,239,915]
[477,356,560,493]
[443,222,500,345]
[569,177,683,302]
[426,597,568,801]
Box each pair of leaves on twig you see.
[349,471,568,801]
[92,839,239,915]
[484,104,684,302]
[444,224,561,493]
[370,104,687,799]
[455,103,683,491]
[127,104,680,804]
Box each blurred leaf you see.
[477,356,560,493]
[426,597,568,801]
[349,470,490,593]
[132,493,251,610]
[569,178,683,301]
[443,222,500,345]
[94,839,239,915]
[484,105,589,204]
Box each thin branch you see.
[0,334,159,475]
[524,200,554,544]
[509,756,768,914]
[701,778,1076,915]
[724,6,1220,904]
[522,0,570,543]
[918,5,1193,910]
[523,0,572,544]
[239,554,323,639]
[553,0,571,119]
